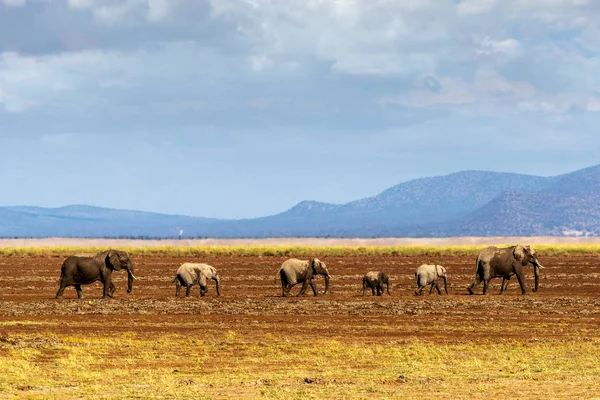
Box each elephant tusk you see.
[534,262,545,269]
[129,272,138,280]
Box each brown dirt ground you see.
[0,254,599,342]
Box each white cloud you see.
[1,0,600,118]
[476,37,522,63]
[381,70,536,109]
[518,94,600,113]
[1,0,26,7]
[0,43,243,113]
[457,0,499,16]
[66,0,175,23]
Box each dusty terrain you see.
[1,253,599,398]
[1,253,599,340]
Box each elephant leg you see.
[175,280,181,297]
[283,283,293,297]
[371,286,375,296]
[434,283,442,295]
[200,285,207,297]
[74,285,85,299]
[55,283,69,299]
[297,280,310,296]
[429,282,436,295]
[362,280,367,296]
[309,281,318,296]
[467,282,476,295]
[467,269,482,295]
[500,277,510,294]
[515,270,527,295]
[482,279,490,295]
[102,279,111,299]
[185,285,191,297]
[107,282,116,298]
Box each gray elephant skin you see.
[414,264,448,296]
[467,245,545,295]
[172,263,221,297]
[276,258,330,297]
[56,249,137,299]
[362,271,390,296]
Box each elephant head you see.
[106,250,137,293]
[437,266,449,295]
[513,245,544,292]
[310,258,330,294]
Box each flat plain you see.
[0,245,599,399]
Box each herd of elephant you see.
[54,245,545,299]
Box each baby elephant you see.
[362,271,391,296]
[172,263,221,297]
[415,264,448,296]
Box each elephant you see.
[172,263,221,297]
[275,258,330,297]
[414,264,448,296]
[55,249,137,299]
[467,244,545,295]
[362,271,391,296]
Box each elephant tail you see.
[56,262,66,288]
[274,270,281,285]
[474,257,484,284]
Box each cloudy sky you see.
[1,0,599,218]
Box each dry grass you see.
[0,333,599,399]
[0,244,599,258]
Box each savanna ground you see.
[0,239,599,399]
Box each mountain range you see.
[2,164,599,238]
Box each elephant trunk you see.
[126,266,136,293]
[215,276,221,296]
[323,274,330,294]
[533,264,540,292]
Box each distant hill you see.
[440,164,600,237]
[1,165,599,238]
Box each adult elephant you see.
[172,263,221,297]
[55,249,137,299]
[467,245,544,295]
[276,258,330,297]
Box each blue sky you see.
[1,0,599,219]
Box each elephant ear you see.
[309,259,317,275]
[106,250,122,271]
[513,245,527,265]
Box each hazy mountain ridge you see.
[1,165,599,238]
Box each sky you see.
[1,0,599,219]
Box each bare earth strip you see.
[2,236,600,248]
